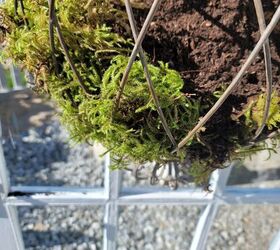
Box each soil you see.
[134,0,280,98]
[131,0,280,167]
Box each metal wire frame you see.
[1,1,280,250]
[178,4,280,149]
[113,0,280,150]
[123,0,176,147]
[252,0,273,140]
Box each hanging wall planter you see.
[0,0,280,188]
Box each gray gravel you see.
[18,206,103,250]
[118,205,202,250]
[2,114,280,249]
[207,205,280,250]
[3,120,104,187]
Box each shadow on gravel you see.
[22,230,97,248]
[3,122,104,187]
[0,89,54,138]
[3,124,71,186]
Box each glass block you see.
[207,205,280,250]
[18,206,104,250]
[228,145,280,187]
[118,205,204,250]
[1,89,104,187]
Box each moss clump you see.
[72,55,203,167]
[1,0,279,185]
[245,92,280,130]
[0,0,203,166]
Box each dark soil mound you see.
[2,0,279,185]
[133,0,280,170]
[136,0,280,97]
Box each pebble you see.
[2,119,280,249]
[205,21,212,27]
[221,231,229,240]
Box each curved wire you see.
[252,0,273,140]
[124,0,176,147]
[177,5,280,150]
[115,0,162,108]
[49,0,93,96]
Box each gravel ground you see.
[118,205,202,250]
[19,206,104,250]
[2,97,280,249]
[3,120,104,187]
[208,205,280,250]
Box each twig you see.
[177,5,280,150]
[18,0,25,15]
[252,0,273,140]
[19,0,28,26]
[55,19,91,95]
[124,0,176,147]
[50,1,93,96]
[14,0,29,26]
[47,0,82,107]
[48,0,59,75]
[115,0,162,108]
[14,0,18,16]
[180,69,210,74]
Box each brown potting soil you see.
[135,0,280,97]
[131,0,280,168]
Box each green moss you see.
[0,0,204,167]
[245,91,280,130]
[73,55,202,166]
[1,0,279,184]
[188,160,212,185]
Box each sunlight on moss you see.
[245,91,280,130]
[1,0,279,184]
